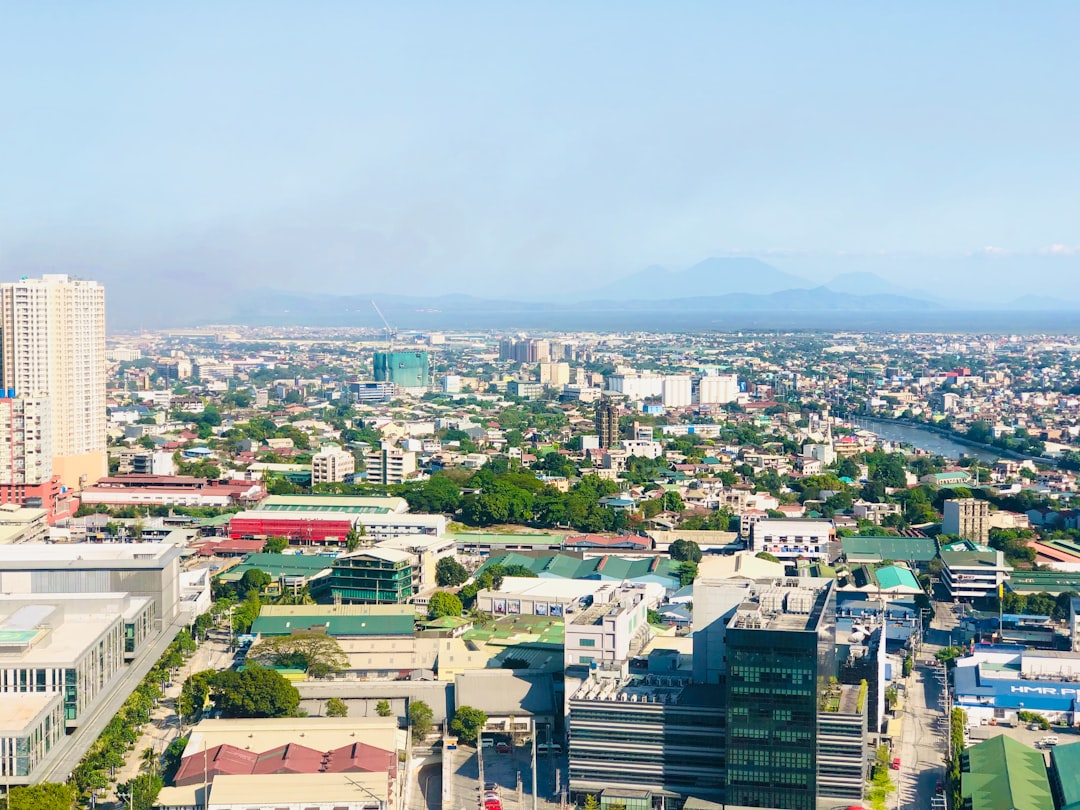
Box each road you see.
[894,599,960,810]
[34,615,190,785]
[107,627,233,802]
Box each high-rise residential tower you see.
[594,398,619,449]
[0,274,107,490]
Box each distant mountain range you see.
[103,254,1080,329]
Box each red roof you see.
[174,741,396,786]
[252,743,325,774]
[322,742,397,775]
[175,745,257,786]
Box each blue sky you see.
[1,2,1078,301]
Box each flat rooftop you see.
[570,673,694,706]
[0,693,61,734]
[0,542,178,565]
[0,615,119,665]
[728,578,833,632]
[206,772,388,805]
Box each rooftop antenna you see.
[370,300,394,350]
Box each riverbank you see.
[850,414,1059,468]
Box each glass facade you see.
[723,588,836,810]
[373,351,431,388]
[328,555,414,604]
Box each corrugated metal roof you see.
[962,735,1053,810]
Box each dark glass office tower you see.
[722,580,837,810]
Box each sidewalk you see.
[106,631,232,806]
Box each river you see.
[852,417,1001,464]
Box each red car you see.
[485,802,501,810]
[891,757,901,770]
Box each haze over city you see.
[3,2,1080,322]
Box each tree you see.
[346,528,363,552]
[376,699,393,717]
[661,491,685,513]
[677,561,699,587]
[7,783,77,810]
[450,706,488,745]
[325,697,349,717]
[584,795,600,810]
[264,535,288,554]
[436,556,469,587]
[118,773,164,810]
[669,538,702,563]
[409,699,434,742]
[140,745,160,774]
[178,669,215,723]
[428,591,464,619]
[162,736,188,783]
[238,568,272,596]
[210,666,300,718]
[246,632,348,678]
[755,551,780,563]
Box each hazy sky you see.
[2,2,1078,301]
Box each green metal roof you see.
[873,565,920,591]
[1008,570,1080,595]
[477,552,681,583]
[1051,741,1080,810]
[841,535,939,562]
[251,612,414,637]
[216,553,334,581]
[962,735,1053,810]
[941,550,1004,568]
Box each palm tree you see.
[140,745,159,774]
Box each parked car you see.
[484,783,498,792]
[891,757,901,770]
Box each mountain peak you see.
[591,256,813,300]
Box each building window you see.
[579,638,596,647]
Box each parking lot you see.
[428,738,563,810]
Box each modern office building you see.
[319,548,414,604]
[943,498,991,544]
[568,675,725,807]
[0,542,182,622]
[0,274,107,490]
[364,443,417,485]
[595,399,619,449]
[373,351,430,391]
[720,578,845,810]
[0,692,65,782]
[940,548,1010,601]
[311,444,356,484]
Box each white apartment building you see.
[364,443,417,485]
[0,395,51,486]
[697,373,739,405]
[750,519,836,562]
[620,439,664,459]
[662,375,692,408]
[311,444,356,484]
[0,274,107,489]
[564,583,652,670]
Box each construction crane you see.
[370,300,395,349]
